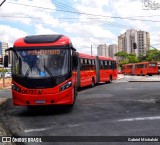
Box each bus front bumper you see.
[12,88,73,106]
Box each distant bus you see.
[6,34,118,107]
[122,62,158,76]
[122,63,134,75]
[134,62,158,76]
[76,54,118,88]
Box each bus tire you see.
[73,88,77,104]
[140,72,143,76]
[109,76,112,83]
[91,78,95,87]
[69,88,77,107]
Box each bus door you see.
[100,60,108,82]
[132,64,135,75]
[80,58,90,87]
[111,61,117,80]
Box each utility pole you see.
[91,45,93,55]
[0,0,6,7]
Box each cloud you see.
[0,25,27,46]
[35,24,58,35]
[0,0,160,53]
[0,0,57,25]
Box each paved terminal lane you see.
[1,77,160,145]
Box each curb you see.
[0,98,7,106]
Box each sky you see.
[0,0,160,55]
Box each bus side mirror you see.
[72,55,78,69]
[4,55,8,68]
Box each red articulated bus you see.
[122,62,158,76]
[76,54,118,88]
[6,34,117,107]
[7,35,78,106]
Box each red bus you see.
[6,34,118,107]
[7,35,78,106]
[122,63,133,75]
[76,54,118,88]
[134,62,158,76]
[122,62,158,76]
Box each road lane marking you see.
[68,124,79,127]
[117,116,160,122]
[24,128,49,133]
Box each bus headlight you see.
[12,83,21,93]
[60,81,72,92]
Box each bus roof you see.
[78,53,96,59]
[135,61,157,65]
[13,34,74,48]
[122,63,133,66]
[98,56,115,61]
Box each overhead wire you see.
[5,1,160,23]
[1,0,159,31]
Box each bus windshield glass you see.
[12,48,69,78]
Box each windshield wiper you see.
[43,65,54,78]
[25,65,32,77]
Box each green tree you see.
[128,54,139,63]
[146,49,160,61]
[114,51,128,58]
[115,51,139,67]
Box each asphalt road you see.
[1,77,160,145]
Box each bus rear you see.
[8,35,78,106]
[147,62,158,75]
[122,64,133,75]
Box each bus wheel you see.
[68,88,77,107]
[109,76,112,83]
[140,72,143,76]
[91,78,95,87]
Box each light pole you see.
[91,45,93,55]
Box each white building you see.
[118,29,150,57]
[108,44,118,60]
[97,44,118,59]
[97,44,109,57]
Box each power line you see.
[0,0,6,7]
[6,1,160,23]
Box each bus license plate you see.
[35,100,45,104]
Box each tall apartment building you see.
[118,29,150,57]
[97,44,118,59]
[0,42,12,65]
[108,44,118,60]
[0,42,8,58]
[97,44,109,57]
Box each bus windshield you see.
[12,48,69,78]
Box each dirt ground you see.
[0,78,12,89]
